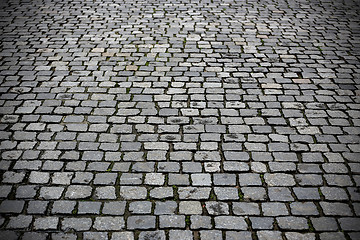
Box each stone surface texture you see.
[0,0,359,239]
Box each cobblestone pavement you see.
[0,0,360,239]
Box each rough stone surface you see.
[0,0,359,238]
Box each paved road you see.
[0,0,360,239]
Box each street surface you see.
[0,0,359,239]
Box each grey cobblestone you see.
[33,217,58,230]
[111,232,134,240]
[191,215,212,229]
[127,216,156,230]
[61,218,92,231]
[129,201,152,214]
[51,201,76,214]
[154,201,177,215]
[83,232,108,240]
[226,231,252,240]
[65,185,92,199]
[250,217,274,230]
[6,215,32,229]
[120,186,147,200]
[0,0,359,238]
[169,230,193,240]
[102,202,126,215]
[26,201,48,214]
[277,216,308,230]
[268,187,294,202]
[93,217,125,231]
[206,202,229,215]
[214,216,247,230]
[233,202,260,216]
[179,201,202,215]
[200,230,222,240]
[138,231,165,240]
[159,215,185,228]
[311,217,339,231]
[78,202,101,214]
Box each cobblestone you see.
[93,217,125,231]
[0,0,359,238]
[127,216,156,230]
[61,218,92,231]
